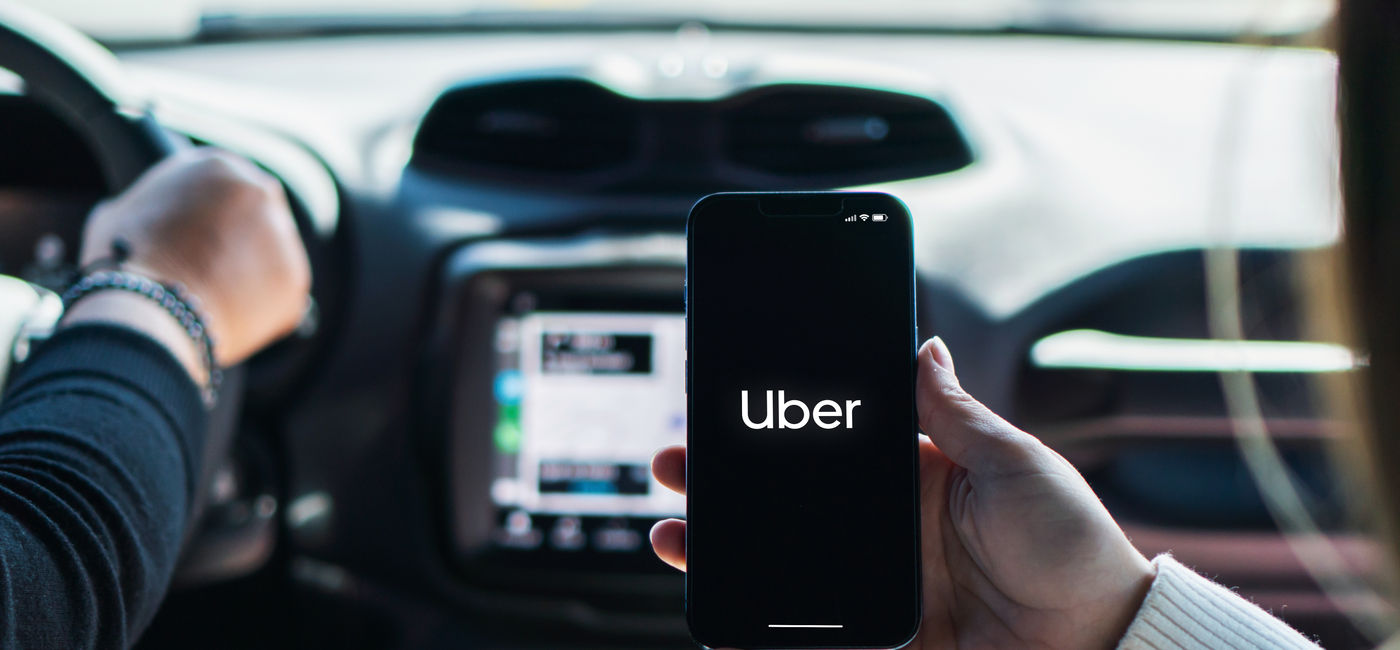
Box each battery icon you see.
[871,213,888,222]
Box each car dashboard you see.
[0,26,1362,649]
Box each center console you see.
[425,235,688,589]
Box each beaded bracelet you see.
[61,269,221,407]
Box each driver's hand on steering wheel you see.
[69,148,311,372]
[650,337,1157,650]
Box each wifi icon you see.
[843,214,870,223]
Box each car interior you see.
[0,0,1372,648]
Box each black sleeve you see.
[0,324,206,649]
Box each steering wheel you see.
[0,2,252,583]
[0,2,181,188]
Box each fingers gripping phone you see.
[685,192,921,649]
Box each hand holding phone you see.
[660,196,1153,647]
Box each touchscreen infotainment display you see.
[488,311,686,554]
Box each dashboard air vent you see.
[720,85,972,185]
[413,79,639,177]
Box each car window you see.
[22,0,1335,43]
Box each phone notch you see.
[756,194,845,218]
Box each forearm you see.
[0,325,206,648]
[0,146,303,648]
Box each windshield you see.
[21,0,1335,43]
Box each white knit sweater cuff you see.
[1117,554,1321,649]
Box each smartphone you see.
[685,192,921,649]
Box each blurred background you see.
[1,0,1378,647]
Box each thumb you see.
[917,337,1042,476]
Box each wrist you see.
[60,267,223,404]
[76,239,227,360]
[60,291,209,387]
[121,260,227,349]
[1097,554,1158,649]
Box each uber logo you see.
[741,390,861,430]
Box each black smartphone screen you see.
[685,192,921,649]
